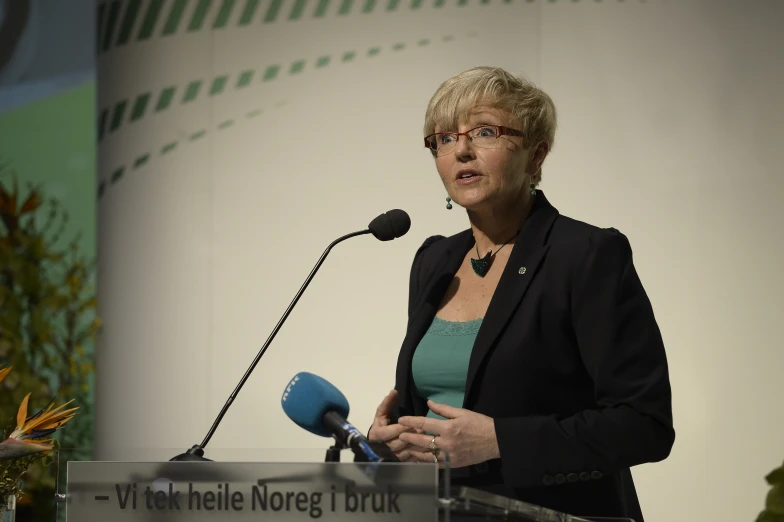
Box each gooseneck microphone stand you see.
[170,229,372,461]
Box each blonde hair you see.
[423,66,557,184]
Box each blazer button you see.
[567,473,579,483]
[591,470,603,480]
[542,475,554,486]
[579,472,591,481]
[554,474,566,485]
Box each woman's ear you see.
[528,141,549,174]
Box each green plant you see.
[0,164,98,510]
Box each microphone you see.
[368,209,411,241]
[170,210,411,461]
[281,372,400,463]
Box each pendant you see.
[470,251,492,277]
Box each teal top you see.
[411,316,483,421]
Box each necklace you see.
[470,231,518,277]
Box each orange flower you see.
[0,367,78,460]
[0,365,10,384]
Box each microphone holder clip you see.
[324,442,347,463]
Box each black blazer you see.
[391,191,674,522]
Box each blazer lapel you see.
[463,192,559,406]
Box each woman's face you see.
[433,106,544,213]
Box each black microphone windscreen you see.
[368,209,411,241]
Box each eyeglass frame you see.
[424,125,525,155]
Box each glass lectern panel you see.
[65,460,439,522]
[55,448,636,522]
[443,487,635,522]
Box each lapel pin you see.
[518,267,527,275]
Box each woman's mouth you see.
[456,170,482,185]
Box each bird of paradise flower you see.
[0,365,78,461]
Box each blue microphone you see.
[281,372,400,463]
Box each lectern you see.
[53,449,635,522]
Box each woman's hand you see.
[368,390,420,462]
[397,400,500,468]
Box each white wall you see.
[95,1,784,521]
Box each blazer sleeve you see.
[494,228,675,487]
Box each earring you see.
[529,183,536,196]
[446,196,453,210]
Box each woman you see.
[367,66,674,522]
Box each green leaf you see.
[768,465,784,486]
[767,485,784,514]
